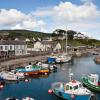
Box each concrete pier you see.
[0,55,48,71]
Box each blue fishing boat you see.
[49,69,92,100]
[51,80,92,100]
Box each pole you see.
[66,28,67,55]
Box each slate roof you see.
[0,40,26,45]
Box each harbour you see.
[0,55,100,100]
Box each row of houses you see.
[0,40,27,58]
[0,39,62,58]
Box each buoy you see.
[44,72,47,75]
[25,79,29,83]
[0,85,4,89]
[71,94,75,99]
[48,89,53,94]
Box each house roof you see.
[0,40,26,45]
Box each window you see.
[66,85,69,90]
[70,86,73,90]
[74,85,78,90]
[5,46,8,50]
[10,45,12,50]
[79,84,82,88]
[20,51,22,53]
[0,46,3,50]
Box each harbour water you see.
[0,55,100,100]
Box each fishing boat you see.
[49,69,92,100]
[0,71,24,81]
[36,61,57,71]
[16,63,49,76]
[81,74,100,92]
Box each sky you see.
[0,0,100,40]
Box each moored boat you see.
[16,65,40,76]
[49,69,92,100]
[36,61,57,71]
[16,64,49,76]
[51,80,92,100]
[0,71,24,81]
[81,74,100,92]
[55,54,72,64]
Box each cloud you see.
[33,1,100,39]
[0,9,26,25]
[33,2,100,22]
[0,9,46,31]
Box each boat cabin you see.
[88,74,99,86]
[64,80,82,91]
[25,65,33,71]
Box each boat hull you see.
[16,68,49,76]
[53,89,91,100]
[82,77,100,92]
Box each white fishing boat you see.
[36,61,57,71]
[0,71,24,81]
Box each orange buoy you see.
[48,89,53,94]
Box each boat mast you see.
[66,27,67,55]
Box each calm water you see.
[0,56,100,100]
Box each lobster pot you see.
[89,74,99,86]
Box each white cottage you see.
[33,41,43,51]
[53,42,62,52]
[33,41,61,52]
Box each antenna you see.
[69,68,74,81]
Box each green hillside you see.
[0,29,51,39]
